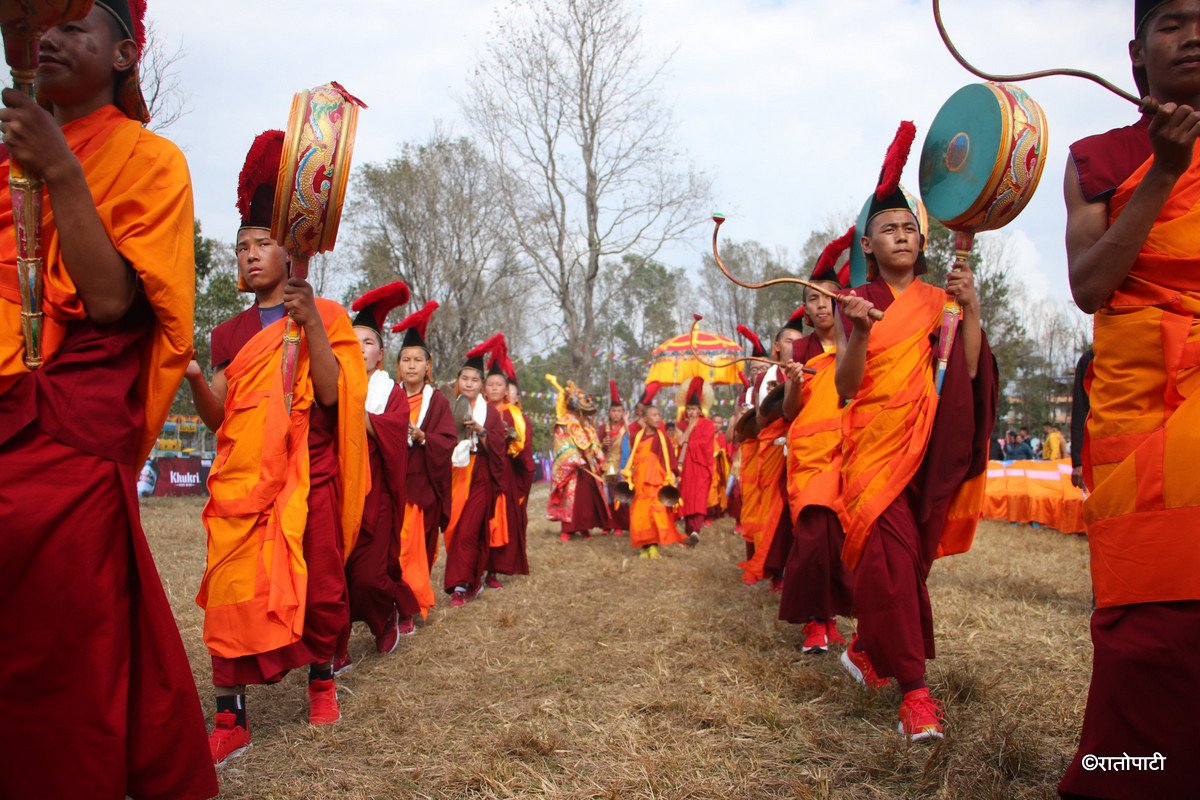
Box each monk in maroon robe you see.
[0,6,217,795]
[340,283,418,659]
[483,347,530,586]
[675,377,715,543]
[443,337,507,605]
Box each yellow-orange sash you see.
[196,299,368,659]
[1084,144,1200,607]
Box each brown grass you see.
[142,488,1092,799]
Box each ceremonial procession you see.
[1,0,1197,797]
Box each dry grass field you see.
[143,486,1093,799]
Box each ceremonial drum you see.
[918,82,1048,234]
[271,82,363,265]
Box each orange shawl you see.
[0,105,194,464]
[197,299,369,659]
[837,279,982,570]
[1084,144,1200,607]
[737,418,788,581]
[786,347,840,520]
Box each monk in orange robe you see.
[738,317,806,589]
[623,404,683,558]
[835,122,996,742]
[675,377,716,544]
[778,231,854,655]
[185,131,369,764]
[443,336,507,605]
[338,282,418,663]
[1059,4,1200,795]
[391,302,456,609]
[731,327,768,561]
[483,339,530,587]
[0,5,217,797]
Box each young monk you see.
[391,302,456,604]
[186,130,369,762]
[338,281,417,666]
[835,122,996,741]
[0,3,217,796]
[738,316,807,589]
[598,381,631,534]
[623,404,683,558]
[505,376,537,544]
[1059,2,1200,794]
[442,336,506,606]
[778,230,855,654]
[482,338,530,588]
[675,377,716,545]
[732,326,768,563]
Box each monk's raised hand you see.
[282,276,319,327]
[0,89,75,181]
[783,360,806,385]
[1148,101,1200,179]
[946,265,979,311]
[841,292,876,333]
[185,360,204,381]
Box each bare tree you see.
[463,0,711,385]
[140,21,189,132]
[350,132,532,372]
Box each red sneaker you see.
[332,652,353,677]
[742,573,757,587]
[398,616,417,636]
[376,611,400,654]
[898,688,945,742]
[840,636,888,689]
[827,618,847,647]
[579,531,592,539]
[450,589,468,607]
[485,574,504,589]
[559,533,570,543]
[208,711,251,765]
[769,577,784,594]
[802,620,830,654]
[307,678,340,725]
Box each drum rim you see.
[271,85,360,257]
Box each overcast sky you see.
[149,0,1140,310]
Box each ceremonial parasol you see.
[646,329,744,386]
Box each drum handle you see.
[281,256,309,412]
[934,232,972,396]
[711,216,884,321]
[932,0,1151,111]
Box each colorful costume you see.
[546,375,611,536]
[675,377,716,536]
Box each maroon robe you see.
[847,279,997,684]
[405,387,456,569]
[443,402,506,594]
[0,302,218,799]
[344,383,418,643]
[208,306,349,684]
[1059,118,1200,799]
[488,406,530,576]
[677,415,715,533]
[779,333,853,623]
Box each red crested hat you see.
[639,381,662,405]
[392,301,438,352]
[351,281,410,337]
[237,130,285,231]
[737,324,767,359]
[609,379,623,407]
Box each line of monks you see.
[3,1,1199,798]
[183,129,539,766]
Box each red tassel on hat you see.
[351,281,410,328]
[237,130,285,223]
[641,381,662,405]
[736,324,766,358]
[875,121,917,201]
[391,301,439,338]
[467,333,505,360]
[609,379,622,406]
[812,226,856,282]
